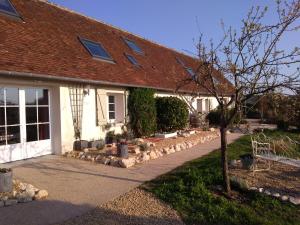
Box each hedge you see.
[156,97,189,132]
[128,88,156,137]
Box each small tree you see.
[156,97,189,132]
[177,1,300,194]
[128,88,156,137]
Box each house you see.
[0,0,232,163]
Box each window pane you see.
[38,107,49,123]
[7,125,20,145]
[109,112,115,120]
[0,88,4,105]
[0,127,5,146]
[0,0,18,15]
[0,107,4,126]
[25,89,37,105]
[109,104,115,111]
[6,107,19,125]
[108,96,115,103]
[26,107,37,124]
[81,39,113,61]
[6,88,19,106]
[26,125,38,142]
[37,89,48,105]
[39,124,50,140]
[124,39,143,54]
[126,54,139,66]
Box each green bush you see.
[156,97,189,132]
[128,88,156,137]
[277,120,289,130]
[206,107,240,126]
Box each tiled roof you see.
[0,0,232,94]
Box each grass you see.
[144,130,300,225]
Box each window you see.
[125,53,139,66]
[176,57,185,67]
[0,0,20,18]
[108,95,115,120]
[186,68,196,77]
[0,87,20,146]
[79,38,114,62]
[25,89,50,142]
[124,38,143,54]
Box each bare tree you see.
[177,0,300,194]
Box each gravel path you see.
[59,188,185,225]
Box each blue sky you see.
[50,0,298,57]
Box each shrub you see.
[277,120,289,130]
[128,88,156,137]
[156,97,189,132]
[206,107,241,126]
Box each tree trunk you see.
[220,125,231,194]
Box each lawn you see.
[143,130,300,225]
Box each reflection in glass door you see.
[0,88,21,146]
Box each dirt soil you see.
[230,161,300,197]
[59,188,185,225]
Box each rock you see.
[281,195,289,201]
[101,157,110,165]
[95,155,102,161]
[0,196,8,201]
[156,151,163,157]
[258,188,264,193]
[110,158,120,167]
[264,190,271,195]
[17,193,33,203]
[168,146,175,154]
[149,151,158,160]
[5,199,18,207]
[175,144,181,152]
[86,155,92,160]
[133,147,140,154]
[249,187,258,191]
[24,184,36,198]
[19,182,27,191]
[79,152,84,157]
[272,193,280,198]
[150,142,156,147]
[226,130,231,134]
[289,197,300,205]
[119,158,136,168]
[133,138,144,145]
[163,148,170,154]
[230,176,249,190]
[83,148,89,153]
[141,152,150,161]
[35,190,48,200]
[187,142,193,148]
[209,127,215,132]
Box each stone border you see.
[0,180,48,208]
[65,131,220,168]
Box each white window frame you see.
[108,95,116,122]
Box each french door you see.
[0,87,51,163]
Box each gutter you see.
[0,70,224,96]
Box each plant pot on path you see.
[117,139,128,158]
[0,168,13,193]
[73,140,89,151]
[240,154,254,170]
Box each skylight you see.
[124,38,143,54]
[176,57,185,67]
[125,54,139,67]
[79,38,114,62]
[186,68,196,77]
[0,0,20,17]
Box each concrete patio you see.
[0,133,243,225]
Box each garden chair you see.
[251,136,276,174]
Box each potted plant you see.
[106,131,116,144]
[240,154,254,170]
[72,128,89,151]
[88,139,105,150]
[117,139,128,158]
[0,168,13,193]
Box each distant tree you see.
[177,1,300,194]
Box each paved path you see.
[0,133,243,225]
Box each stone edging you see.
[65,132,220,168]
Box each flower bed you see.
[64,130,220,168]
[0,180,48,207]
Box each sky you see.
[49,0,299,57]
